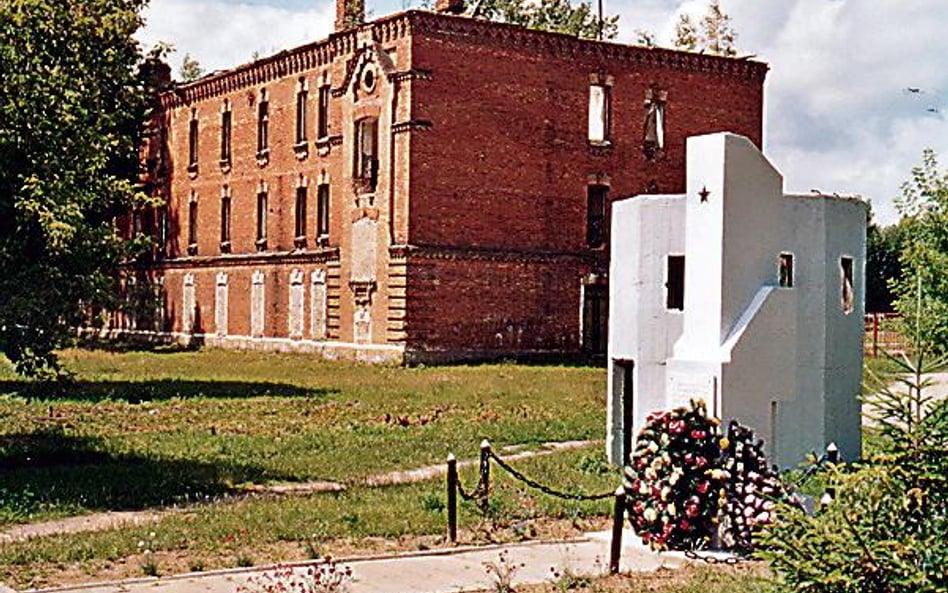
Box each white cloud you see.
[137,0,335,74]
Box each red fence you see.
[864,313,908,357]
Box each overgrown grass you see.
[0,446,622,589]
[0,349,605,526]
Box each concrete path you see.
[20,530,697,593]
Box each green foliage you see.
[672,1,738,56]
[474,0,619,40]
[0,0,152,376]
[758,297,948,592]
[866,220,907,313]
[892,149,948,352]
[178,53,204,82]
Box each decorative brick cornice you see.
[392,119,433,134]
[159,14,415,110]
[389,243,597,264]
[158,10,766,111]
[134,247,342,270]
[408,12,768,83]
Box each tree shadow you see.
[0,378,336,403]
[0,428,328,523]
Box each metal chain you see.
[487,450,614,501]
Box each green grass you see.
[0,349,605,525]
[0,446,622,588]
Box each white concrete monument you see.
[607,132,866,469]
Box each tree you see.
[474,0,619,40]
[672,1,737,57]
[866,219,906,313]
[892,149,948,352]
[178,53,204,82]
[0,0,152,376]
[672,13,699,51]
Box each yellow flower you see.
[719,437,730,450]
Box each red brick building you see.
[123,1,767,363]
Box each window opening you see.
[588,84,610,143]
[841,256,854,314]
[220,190,231,249]
[355,118,379,192]
[586,185,608,248]
[666,255,685,311]
[295,186,308,241]
[644,89,667,159]
[316,183,330,240]
[317,85,330,139]
[778,253,794,288]
[296,82,308,145]
[256,190,268,249]
[220,109,232,164]
[187,194,198,254]
[188,110,199,170]
[257,95,269,154]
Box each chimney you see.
[434,0,464,13]
[335,0,365,32]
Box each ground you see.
[0,348,613,589]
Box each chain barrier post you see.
[478,440,491,513]
[447,453,458,543]
[609,486,626,574]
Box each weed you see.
[483,550,524,593]
[421,493,445,513]
[188,560,205,572]
[235,554,255,568]
[238,557,352,593]
[140,553,159,577]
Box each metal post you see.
[872,313,880,357]
[447,453,458,543]
[609,486,625,574]
[479,439,491,513]
[826,442,839,464]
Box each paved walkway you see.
[20,530,704,593]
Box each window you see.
[666,255,685,311]
[778,253,794,288]
[588,84,610,143]
[256,189,268,249]
[220,104,232,165]
[841,256,854,314]
[188,110,199,171]
[187,193,198,255]
[317,85,330,139]
[296,79,308,145]
[295,186,308,242]
[355,118,378,192]
[220,188,231,250]
[586,185,608,248]
[257,92,269,156]
[157,205,168,254]
[644,89,667,158]
[316,183,330,240]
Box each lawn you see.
[0,348,613,588]
[0,348,606,526]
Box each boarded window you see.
[182,274,196,333]
[251,271,265,337]
[778,253,794,288]
[586,185,608,248]
[310,271,327,340]
[288,269,305,339]
[666,255,685,311]
[588,84,610,142]
[841,256,854,314]
[215,273,228,336]
[317,184,330,239]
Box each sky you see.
[137,0,948,226]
